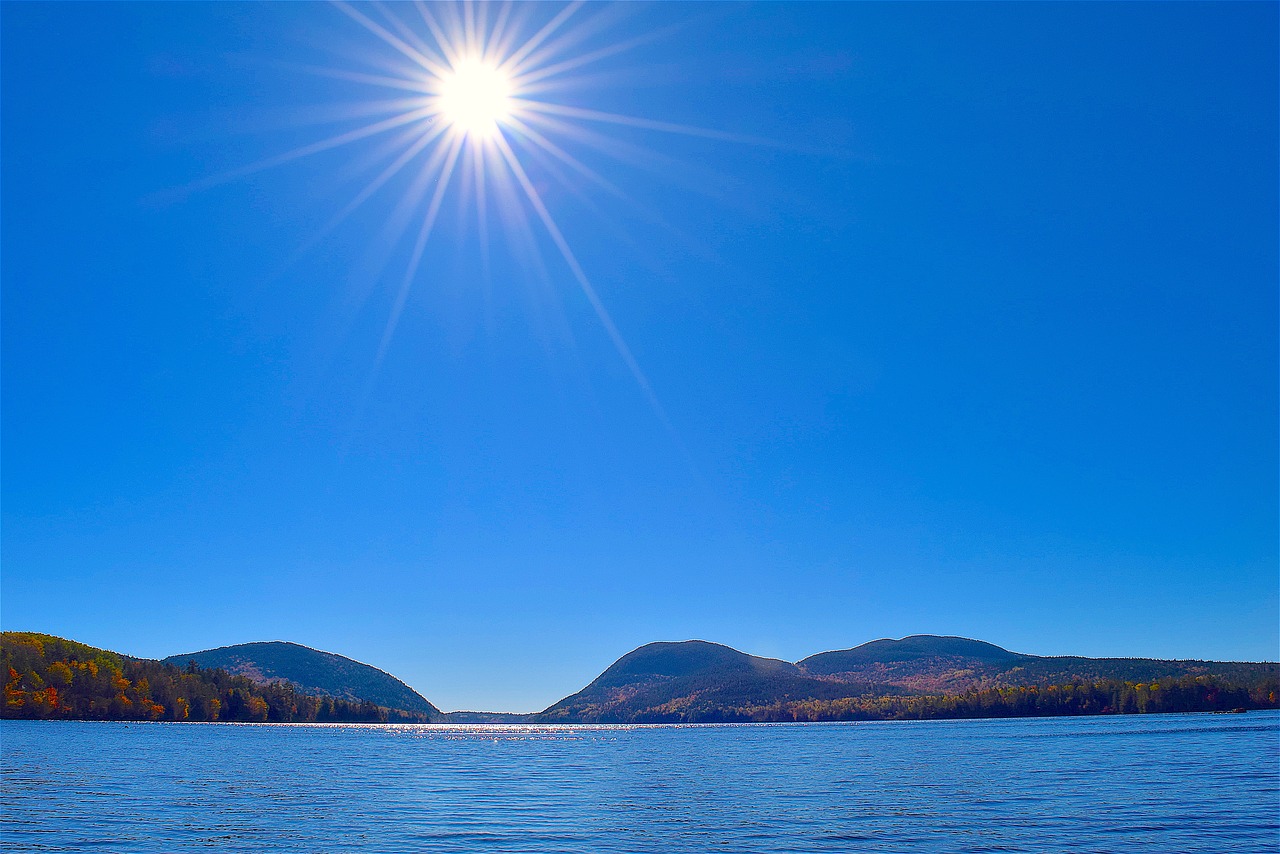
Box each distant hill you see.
[800,634,1029,693]
[540,640,891,723]
[803,635,1020,669]
[798,635,1275,694]
[7,630,1274,724]
[536,635,1278,723]
[2,632,433,723]
[443,711,539,724]
[164,641,439,718]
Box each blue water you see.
[2,712,1277,852]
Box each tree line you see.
[2,632,432,724]
[602,675,1278,723]
[6,631,1276,725]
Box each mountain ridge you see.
[3,632,435,723]
[534,635,1278,722]
[795,634,1272,695]
[163,640,440,718]
[539,639,893,723]
[5,630,1274,723]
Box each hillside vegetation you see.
[541,641,893,722]
[2,633,434,723]
[799,635,1273,695]
[4,631,1275,725]
[539,636,1279,723]
[164,641,438,717]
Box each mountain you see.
[7,630,1274,725]
[164,641,440,718]
[2,632,433,723]
[800,634,1029,693]
[443,710,539,723]
[803,635,1020,670]
[536,635,1278,723]
[540,640,891,723]
[799,635,1275,694]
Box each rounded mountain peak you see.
[591,640,795,688]
[800,635,1019,674]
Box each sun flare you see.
[437,59,512,138]
[220,2,744,424]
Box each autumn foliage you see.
[542,674,1278,724]
[1,633,431,723]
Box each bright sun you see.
[248,2,728,418]
[438,59,512,138]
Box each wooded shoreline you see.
[5,631,1276,725]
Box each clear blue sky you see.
[3,2,1276,713]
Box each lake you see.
[3,711,1277,852]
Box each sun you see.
[437,58,512,139]
[209,2,744,424]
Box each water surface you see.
[3,711,1277,852]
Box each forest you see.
[6,631,1277,725]
[572,675,1278,724]
[1,633,432,723]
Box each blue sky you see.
[3,3,1276,713]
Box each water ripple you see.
[2,712,1277,853]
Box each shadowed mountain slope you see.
[164,641,439,718]
[799,634,1029,693]
[9,630,1273,724]
[798,635,1275,694]
[539,640,890,723]
[536,635,1278,722]
[803,635,1021,670]
[3,632,433,723]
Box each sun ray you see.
[371,3,451,74]
[510,28,669,91]
[462,1,480,59]
[374,126,469,264]
[304,121,451,258]
[504,115,628,202]
[503,4,634,83]
[484,2,530,69]
[469,143,495,244]
[498,2,582,78]
[484,2,516,64]
[176,2,776,440]
[331,116,437,185]
[179,104,437,195]
[333,1,449,78]
[513,99,776,146]
[281,62,432,95]
[516,110,693,180]
[227,94,434,132]
[412,2,463,70]
[472,143,491,279]
[514,117,684,253]
[508,135,628,247]
[374,132,466,368]
[491,132,671,427]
